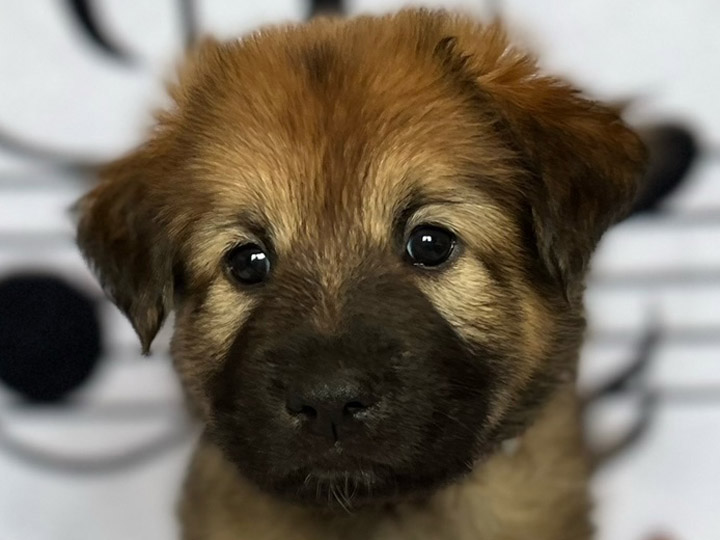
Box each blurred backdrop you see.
[0,1,718,540]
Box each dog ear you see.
[76,143,176,354]
[492,78,646,297]
[444,22,648,297]
[75,38,221,353]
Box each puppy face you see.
[76,10,645,507]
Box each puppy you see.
[76,9,646,540]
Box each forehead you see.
[177,18,518,251]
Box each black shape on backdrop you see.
[65,0,133,62]
[310,0,345,16]
[582,323,661,468]
[630,123,699,215]
[179,0,199,48]
[0,274,102,403]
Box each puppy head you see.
[76,10,645,508]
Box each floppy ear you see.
[74,38,221,353]
[448,22,648,297]
[76,145,176,354]
[489,77,646,296]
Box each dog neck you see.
[179,386,592,540]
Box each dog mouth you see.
[269,462,410,509]
[264,450,468,510]
[290,466,384,504]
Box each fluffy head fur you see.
[76,8,646,538]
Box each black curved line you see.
[589,392,659,468]
[628,123,699,217]
[64,0,133,62]
[0,127,102,173]
[583,322,662,467]
[583,323,660,404]
[0,413,196,475]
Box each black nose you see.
[286,385,377,442]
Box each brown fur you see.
[75,9,646,540]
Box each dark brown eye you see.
[405,226,456,268]
[226,243,270,285]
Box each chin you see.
[269,469,449,510]
[240,451,479,510]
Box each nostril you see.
[343,401,368,416]
[298,405,317,419]
[286,395,318,419]
[285,390,380,441]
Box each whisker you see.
[433,410,477,438]
[330,481,351,514]
[343,472,352,508]
[315,476,323,503]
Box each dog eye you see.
[226,243,270,285]
[405,226,456,268]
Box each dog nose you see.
[286,387,377,442]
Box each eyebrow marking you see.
[391,186,517,289]
[390,188,473,263]
[213,210,275,255]
[392,187,474,236]
[392,189,426,238]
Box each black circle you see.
[226,244,271,285]
[0,274,102,402]
[405,226,456,268]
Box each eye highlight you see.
[226,243,271,285]
[405,225,456,268]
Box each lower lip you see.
[280,463,388,489]
[281,471,386,506]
